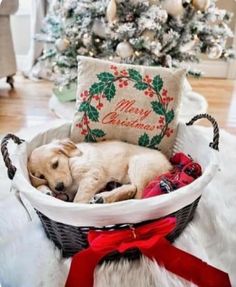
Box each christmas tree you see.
[37,0,235,90]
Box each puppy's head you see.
[28,139,81,193]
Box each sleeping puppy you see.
[28,139,172,204]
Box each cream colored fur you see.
[28,139,172,203]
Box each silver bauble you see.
[207,44,223,59]
[116,42,134,58]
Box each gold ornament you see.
[106,0,117,24]
[192,0,210,11]
[162,0,183,17]
[142,30,156,41]
[116,41,134,58]
[55,38,70,52]
[149,0,160,4]
[207,44,223,59]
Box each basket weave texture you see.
[36,197,200,258]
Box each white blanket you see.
[0,124,235,287]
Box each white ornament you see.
[82,33,92,47]
[116,41,134,58]
[55,38,70,52]
[106,0,117,24]
[207,44,223,59]
[192,0,210,11]
[92,19,107,38]
[162,0,183,17]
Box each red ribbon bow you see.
[66,218,231,287]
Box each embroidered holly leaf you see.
[104,82,116,101]
[153,75,163,93]
[151,101,165,115]
[138,133,150,147]
[78,102,99,122]
[97,72,115,82]
[128,69,142,82]
[89,82,106,95]
[134,82,148,90]
[78,102,90,112]
[166,110,175,124]
[87,104,99,122]
[91,129,106,138]
[150,135,162,147]
[85,133,96,142]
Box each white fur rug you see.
[0,124,236,287]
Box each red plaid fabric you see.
[142,152,202,198]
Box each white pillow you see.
[71,56,186,156]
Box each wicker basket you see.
[1,114,219,259]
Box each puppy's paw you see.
[89,195,104,204]
[37,185,52,196]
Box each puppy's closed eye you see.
[52,160,59,169]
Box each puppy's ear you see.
[58,139,82,157]
[29,172,48,188]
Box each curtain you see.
[24,0,49,78]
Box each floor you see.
[0,75,236,135]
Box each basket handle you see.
[186,113,219,151]
[1,134,25,180]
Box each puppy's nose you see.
[55,182,65,192]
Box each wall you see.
[217,0,236,32]
[194,0,236,78]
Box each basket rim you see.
[11,122,219,227]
